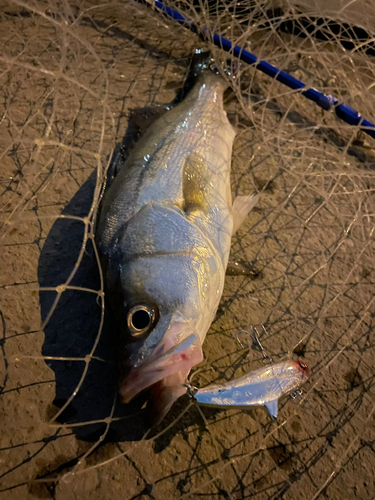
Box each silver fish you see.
[192,360,310,418]
[96,54,257,424]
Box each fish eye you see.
[127,303,157,337]
[298,361,307,371]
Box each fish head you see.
[99,200,225,425]
[108,248,220,421]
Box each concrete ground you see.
[1,1,374,499]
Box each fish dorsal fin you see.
[264,399,278,419]
[182,153,210,214]
[232,194,258,234]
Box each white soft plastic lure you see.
[191,360,310,418]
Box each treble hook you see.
[289,388,303,399]
[290,389,313,410]
[236,324,273,364]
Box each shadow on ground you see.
[38,167,152,443]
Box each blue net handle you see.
[148,0,375,140]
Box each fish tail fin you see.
[173,50,226,104]
[190,49,217,77]
[189,49,240,78]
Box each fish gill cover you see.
[0,0,374,499]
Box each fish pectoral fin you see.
[264,399,278,419]
[182,153,210,214]
[232,194,258,234]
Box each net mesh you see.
[1,0,375,498]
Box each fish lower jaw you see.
[119,341,203,405]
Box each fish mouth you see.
[119,333,203,404]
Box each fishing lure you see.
[187,359,309,418]
[186,326,310,418]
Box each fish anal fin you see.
[226,259,260,277]
[183,153,210,214]
[232,194,258,234]
[264,398,278,419]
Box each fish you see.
[192,360,310,418]
[95,52,258,425]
